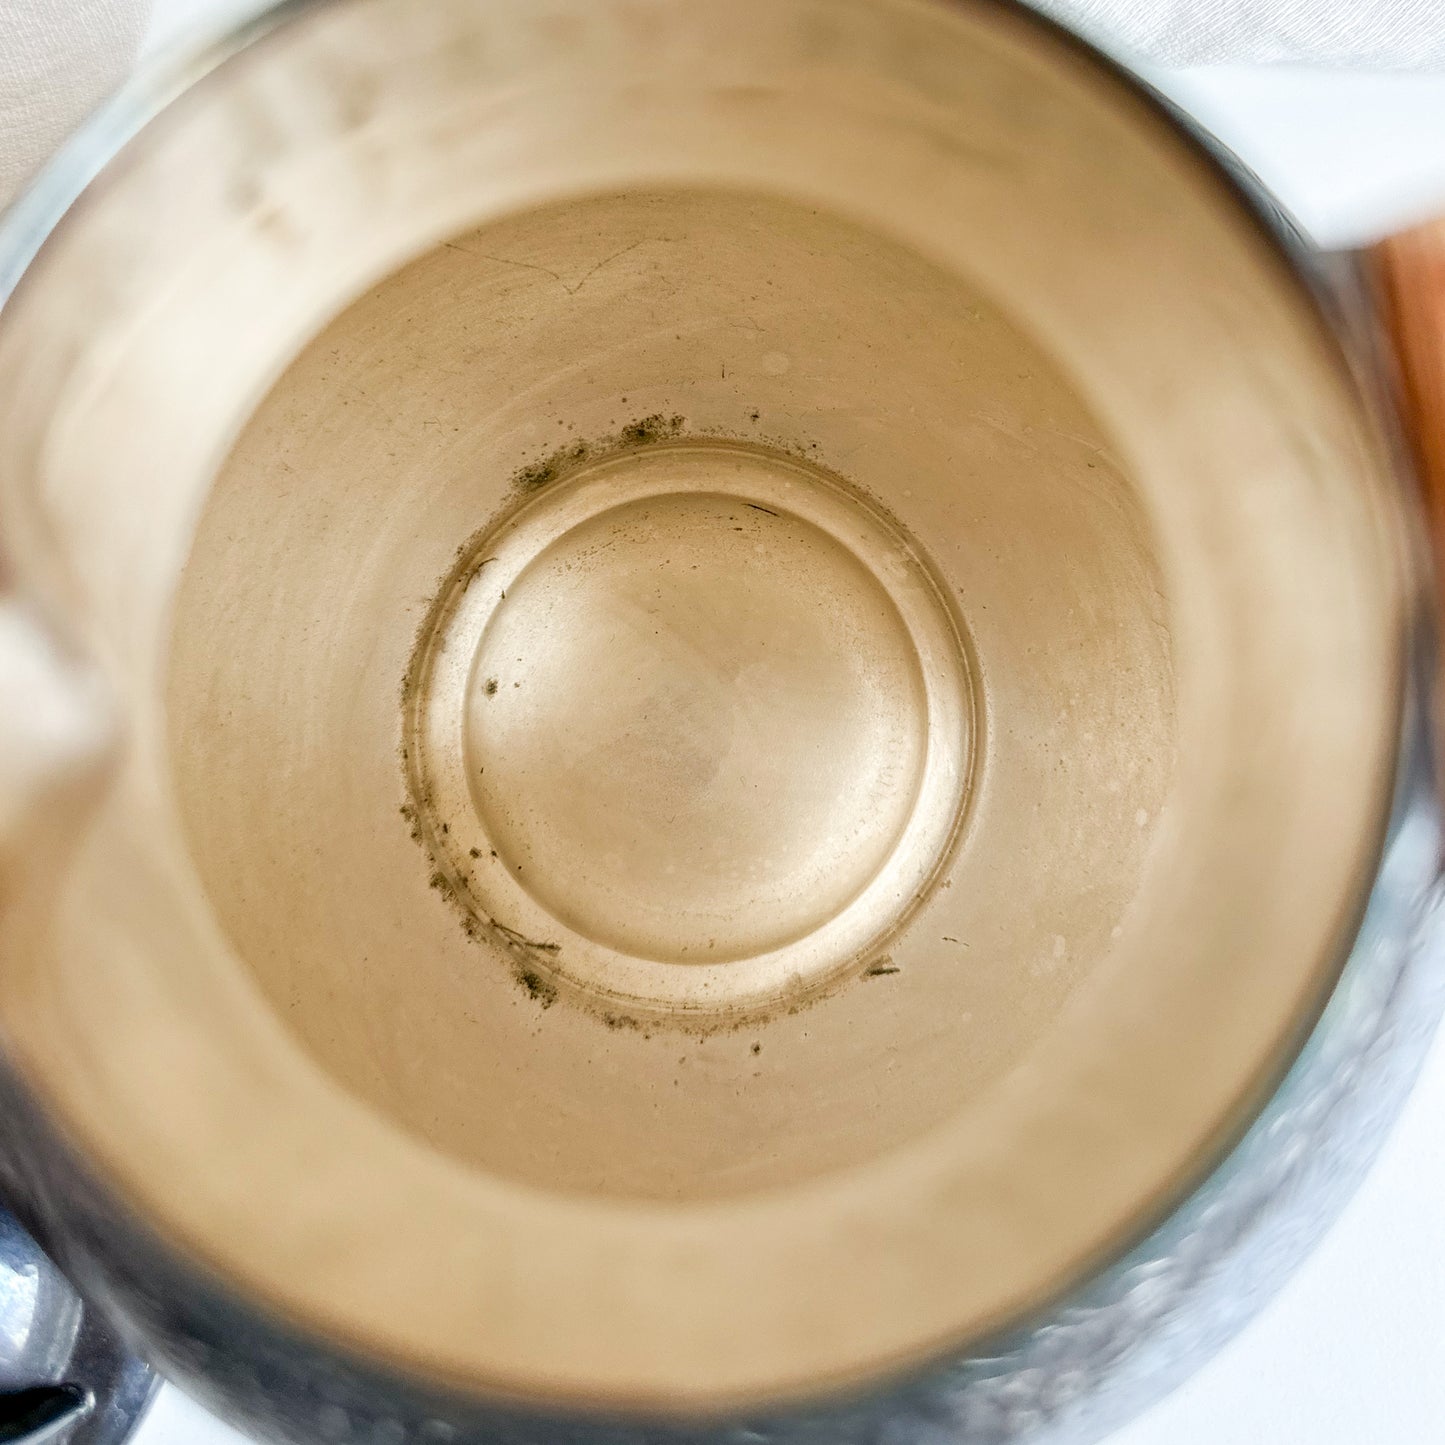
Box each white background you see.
[129,4,1445,1442]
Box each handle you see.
[1,1199,156,1445]
[1373,220,1445,618]
[0,1386,89,1444]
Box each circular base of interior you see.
[407,440,974,1020]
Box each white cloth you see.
[0,0,151,209]
[1031,0,1445,68]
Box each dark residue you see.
[493,921,561,955]
[460,555,498,590]
[517,969,558,1008]
[618,412,686,446]
[510,413,687,496]
[513,451,567,493]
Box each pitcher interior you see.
[0,0,1404,1411]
